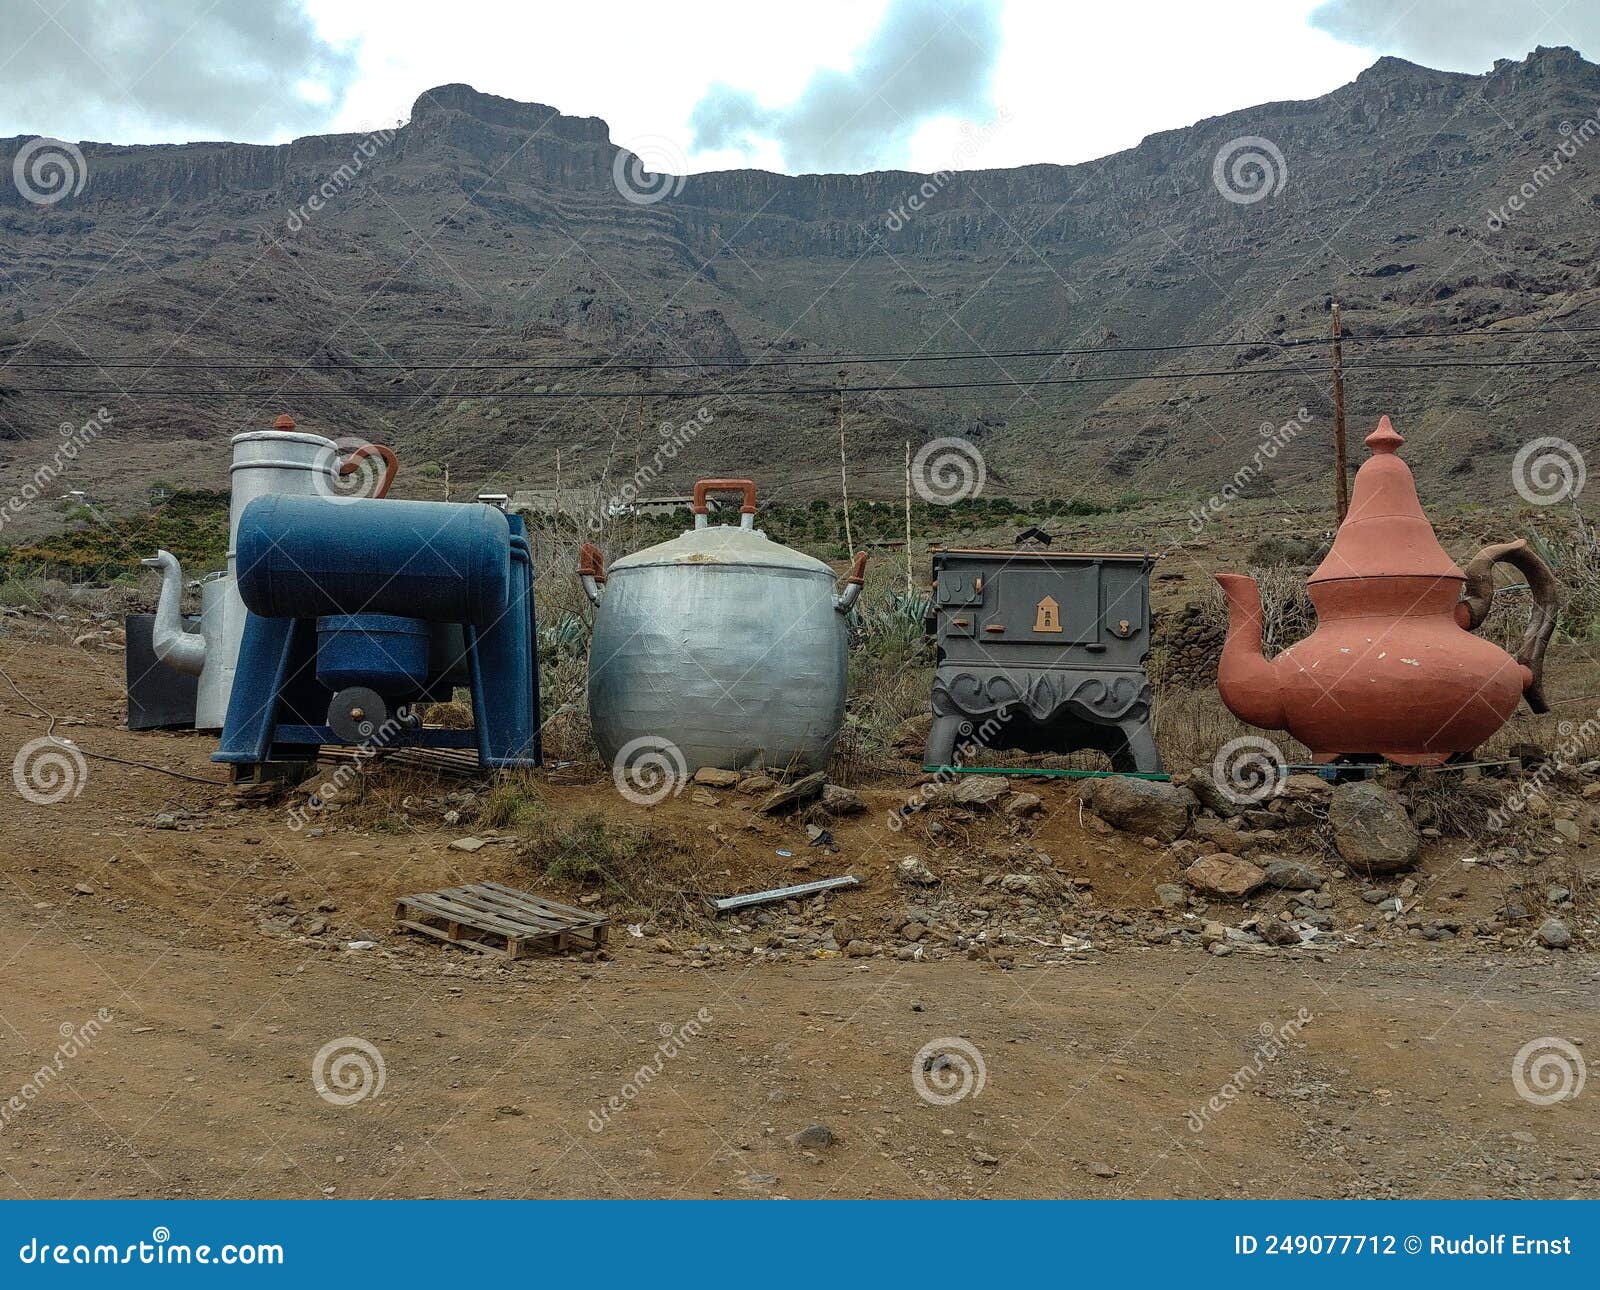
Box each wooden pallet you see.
[395,880,608,959]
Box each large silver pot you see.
[581,478,866,775]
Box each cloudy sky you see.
[0,0,1592,174]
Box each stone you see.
[1552,818,1581,843]
[1328,781,1419,874]
[690,789,718,807]
[1185,770,1241,817]
[819,784,866,815]
[757,771,827,814]
[790,1124,836,1150]
[72,882,94,896]
[692,766,740,788]
[1154,882,1188,910]
[1006,791,1044,818]
[1261,859,1325,891]
[897,856,940,886]
[940,776,1010,809]
[1000,873,1054,898]
[1279,773,1332,802]
[1086,776,1197,843]
[1257,917,1300,947]
[736,774,778,795]
[1190,816,1246,851]
[1537,918,1572,949]
[449,836,487,853]
[1182,855,1266,900]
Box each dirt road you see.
[3,908,1596,1199]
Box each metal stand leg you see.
[1112,718,1164,775]
[924,714,963,768]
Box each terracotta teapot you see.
[1215,416,1558,765]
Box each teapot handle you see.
[339,442,399,498]
[577,542,607,606]
[1460,539,1557,714]
[691,479,757,531]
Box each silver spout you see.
[141,550,207,675]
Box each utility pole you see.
[904,440,913,597]
[1331,301,1349,524]
[837,370,854,556]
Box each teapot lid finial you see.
[1308,414,1464,586]
[1365,415,1402,454]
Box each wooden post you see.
[837,371,854,556]
[1331,301,1349,524]
[904,439,914,597]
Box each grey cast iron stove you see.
[923,548,1163,775]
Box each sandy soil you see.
[0,635,1596,1200]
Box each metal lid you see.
[611,522,833,575]
[1309,416,1463,585]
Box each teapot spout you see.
[141,549,207,676]
[1214,573,1287,731]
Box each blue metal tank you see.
[217,495,539,771]
[235,495,511,626]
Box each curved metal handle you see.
[834,551,868,613]
[691,478,757,517]
[1461,538,1558,714]
[339,442,399,498]
[578,542,607,606]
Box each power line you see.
[14,355,1598,401]
[6,320,1600,374]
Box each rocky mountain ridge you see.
[2,47,1599,525]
